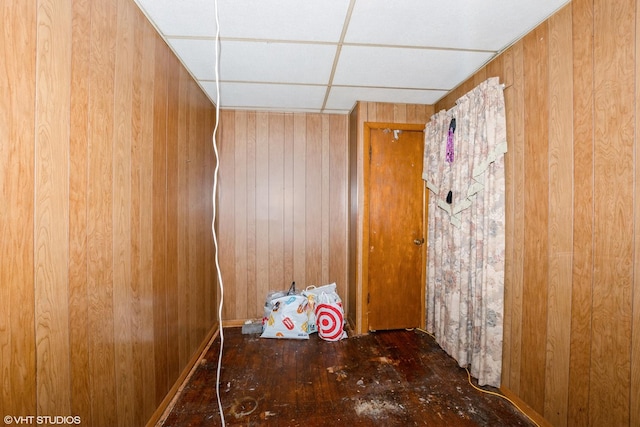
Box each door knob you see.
[413,238,424,246]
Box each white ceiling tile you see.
[202,82,328,111]
[134,0,218,38]
[218,0,351,41]
[346,0,569,51]
[325,86,445,111]
[135,0,571,113]
[333,45,494,90]
[220,41,337,84]
[136,0,351,41]
[167,39,337,83]
[166,38,217,80]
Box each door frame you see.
[361,122,427,333]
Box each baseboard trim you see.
[145,323,220,427]
[499,386,552,427]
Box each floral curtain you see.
[422,77,507,387]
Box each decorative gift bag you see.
[302,282,338,334]
[263,282,296,328]
[314,287,347,342]
[261,293,310,340]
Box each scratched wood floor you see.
[159,328,535,426]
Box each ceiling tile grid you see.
[134,0,570,114]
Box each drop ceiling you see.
[134,0,569,114]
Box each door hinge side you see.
[367,293,370,304]
[369,144,372,162]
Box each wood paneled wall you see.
[436,1,640,426]
[0,0,217,425]
[217,111,349,321]
[347,102,434,334]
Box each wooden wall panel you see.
[545,7,573,426]
[305,115,324,285]
[435,1,640,426]
[0,0,37,419]
[34,0,72,416]
[113,0,135,423]
[218,111,349,321]
[347,109,360,330]
[590,1,635,425]
[568,0,594,424]
[86,0,118,423]
[68,0,92,420]
[151,31,169,406]
[633,2,640,425]
[521,23,550,414]
[0,0,218,425]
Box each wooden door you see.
[367,127,425,331]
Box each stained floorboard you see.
[160,328,535,426]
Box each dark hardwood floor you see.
[159,327,536,426]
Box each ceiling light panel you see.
[346,0,570,51]
[333,45,494,90]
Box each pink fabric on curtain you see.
[422,77,507,387]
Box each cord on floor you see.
[415,327,540,427]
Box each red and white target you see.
[315,303,346,341]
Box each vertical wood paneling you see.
[234,111,248,318]
[633,2,640,424]
[194,96,208,340]
[568,0,594,423]
[112,0,134,423]
[568,1,594,426]
[1,0,218,424]
[435,2,640,426]
[293,114,307,289]
[330,115,348,291]
[246,112,258,315]
[255,112,270,304]
[306,114,323,285]
[521,23,550,414]
[590,1,635,425]
[0,0,37,418]
[177,70,192,366]
[500,46,514,390]
[544,6,573,426]
[86,0,118,424]
[176,66,190,367]
[283,114,295,284]
[165,51,181,383]
[152,35,169,405]
[34,0,72,416]
[129,9,156,423]
[321,116,331,280]
[509,40,526,396]
[269,114,285,288]
[347,108,360,329]
[68,0,91,420]
[203,100,215,328]
[219,111,350,320]
[136,17,159,421]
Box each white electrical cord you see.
[211,0,225,425]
